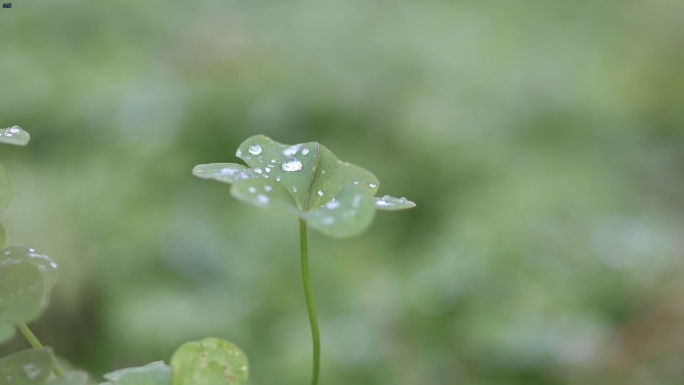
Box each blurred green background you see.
[1,0,684,384]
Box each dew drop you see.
[375,200,392,207]
[353,180,358,184]
[257,195,269,205]
[265,167,271,172]
[318,190,324,196]
[275,176,281,181]
[249,144,262,155]
[236,149,242,157]
[249,187,256,193]
[326,200,341,210]
[254,167,263,174]
[8,126,20,134]
[383,195,390,199]
[271,159,276,163]
[282,157,303,172]
[264,184,272,192]
[282,145,301,156]
[369,182,377,188]
[293,186,297,192]
[302,148,310,155]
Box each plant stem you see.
[15,323,64,377]
[299,219,321,385]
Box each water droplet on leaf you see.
[282,157,303,172]
[249,144,262,155]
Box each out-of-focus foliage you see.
[1,0,683,384]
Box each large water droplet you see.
[254,167,263,174]
[326,200,341,210]
[302,148,310,155]
[8,126,21,134]
[249,144,262,155]
[318,190,324,196]
[375,200,392,207]
[282,157,303,172]
[369,182,377,188]
[236,149,242,157]
[282,145,301,156]
[265,167,271,172]
[256,194,269,205]
[264,184,272,192]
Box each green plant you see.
[193,135,415,385]
[0,127,250,385]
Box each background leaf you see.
[0,247,57,324]
[0,127,30,146]
[0,164,11,215]
[170,337,248,385]
[47,371,89,385]
[0,348,53,385]
[302,184,376,238]
[191,164,258,185]
[101,361,170,385]
[0,223,5,250]
[0,320,15,345]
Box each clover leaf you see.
[193,135,415,237]
[0,348,53,384]
[0,126,30,146]
[170,338,249,385]
[0,247,58,325]
[101,361,171,385]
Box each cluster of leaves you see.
[0,127,251,385]
[193,135,415,238]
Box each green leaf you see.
[302,185,376,238]
[192,164,259,184]
[0,126,30,146]
[230,178,300,217]
[101,361,171,385]
[0,348,53,385]
[0,319,15,344]
[170,337,249,385]
[0,164,11,215]
[373,195,417,211]
[47,371,89,385]
[193,135,416,238]
[0,222,5,250]
[0,247,57,323]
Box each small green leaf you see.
[101,361,171,385]
[47,371,89,385]
[192,164,259,185]
[0,319,15,344]
[373,195,416,211]
[0,164,11,215]
[0,247,57,323]
[0,126,30,146]
[0,348,53,385]
[170,337,249,385]
[0,222,5,250]
[230,178,300,217]
[302,184,376,238]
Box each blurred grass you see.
[1,0,684,384]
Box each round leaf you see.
[0,127,30,146]
[303,184,376,238]
[0,164,11,215]
[192,164,259,185]
[230,178,300,217]
[0,319,15,344]
[47,371,89,385]
[102,361,171,385]
[0,348,53,385]
[170,337,249,385]
[0,247,57,323]
[373,195,417,211]
[0,222,5,250]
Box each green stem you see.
[299,219,321,385]
[15,323,64,377]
